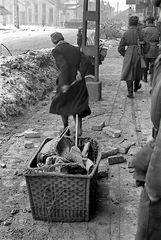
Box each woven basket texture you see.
[24,137,101,222]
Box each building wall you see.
[24,1,57,26]
[0,0,58,26]
[0,0,123,27]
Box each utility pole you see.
[117,2,119,19]
[2,0,6,25]
[14,0,19,28]
[82,0,101,101]
[76,0,77,21]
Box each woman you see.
[50,32,91,136]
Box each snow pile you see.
[0,48,58,121]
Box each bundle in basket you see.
[24,137,101,222]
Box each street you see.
[0,28,153,240]
[1,27,79,56]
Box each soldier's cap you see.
[129,16,139,25]
[146,15,155,22]
[50,32,64,44]
[152,0,161,7]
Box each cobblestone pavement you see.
[0,46,152,240]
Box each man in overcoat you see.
[132,2,161,239]
[50,32,91,136]
[143,15,160,84]
[118,16,148,98]
[131,54,161,239]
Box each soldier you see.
[132,54,161,240]
[118,16,149,98]
[143,15,160,84]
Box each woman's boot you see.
[126,81,134,98]
[61,115,70,136]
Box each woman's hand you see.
[76,71,82,81]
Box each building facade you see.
[0,0,125,28]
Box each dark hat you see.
[129,16,139,26]
[50,32,64,44]
[146,15,155,22]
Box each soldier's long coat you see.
[118,26,145,82]
[144,23,159,59]
[50,41,90,117]
[132,56,161,239]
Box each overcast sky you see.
[107,0,128,11]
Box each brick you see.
[108,155,125,165]
[101,146,119,159]
[119,141,136,154]
[103,126,122,138]
[0,163,6,168]
[24,130,41,138]
[91,121,105,131]
[127,145,142,156]
[24,141,34,149]
[97,159,109,179]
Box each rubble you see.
[101,146,119,159]
[100,23,123,40]
[0,163,6,168]
[0,48,58,121]
[24,130,41,138]
[103,126,122,138]
[91,121,105,131]
[119,141,136,154]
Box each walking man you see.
[143,15,160,85]
[118,16,149,98]
[49,32,91,136]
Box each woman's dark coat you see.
[50,41,90,117]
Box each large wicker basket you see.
[24,137,101,222]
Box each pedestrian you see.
[118,16,149,98]
[139,18,148,82]
[77,27,83,49]
[143,15,160,85]
[49,32,91,136]
[76,28,95,76]
[131,54,161,239]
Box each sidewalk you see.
[0,46,152,240]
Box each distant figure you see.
[77,27,83,48]
[138,18,147,82]
[42,20,45,27]
[76,29,105,76]
[118,16,149,98]
[50,32,91,136]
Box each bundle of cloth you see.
[36,137,94,175]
